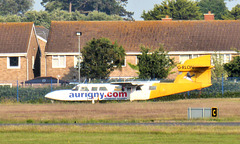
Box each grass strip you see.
[1,125,240,134]
[0,125,240,144]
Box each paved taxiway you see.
[1,122,240,126]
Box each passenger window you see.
[80,87,89,91]
[149,86,156,90]
[114,86,122,91]
[99,87,108,91]
[92,87,98,91]
[136,86,142,91]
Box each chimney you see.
[204,11,214,20]
[162,15,172,21]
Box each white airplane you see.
[45,55,213,102]
[45,81,159,101]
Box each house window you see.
[180,55,190,64]
[74,56,82,68]
[191,54,199,59]
[212,54,231,65]
[136,56,139,64]
[52,55,66,68]
[224,54,231,63]
[180,55,199,64]
[7,57,20,69]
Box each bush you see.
[0,85,74,103]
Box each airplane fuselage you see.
[45,83,155,101]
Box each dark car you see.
[21,77,69,87]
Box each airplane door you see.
[90,86,98,100]
[130,86,148,101]
[123,87,132,100]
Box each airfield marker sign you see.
[188,107,219,119]
[211,107,218,117]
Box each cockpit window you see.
[72,86,79,91]
[80,87,89,91]
[99,87,108,91]
[91,87,98,91]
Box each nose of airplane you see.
[45,90,72,100]
[45,92,55,99]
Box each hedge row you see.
[0,85,74,103]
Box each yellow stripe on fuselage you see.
[149,82,206,99]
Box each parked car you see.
[21,77,69,87]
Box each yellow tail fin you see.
[149,55,213,99]
[174,55,213,88]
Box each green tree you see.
[211,53,228,80]
[41,0,133,19]
[22,10,51,28]
[129,45,176,79]
[21,10,122,28]
[198,0,228,20]
[0,15,22,22]
[85,11,123,21]
[0,0,34,15]
[224,56,240,77]
[142,0,202,20]
[80,38,126,79]
[222,4,240,20]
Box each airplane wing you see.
[111,80,160,87]
[111,82,144,87]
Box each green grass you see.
[0,131,239,144]
[0,125,240,144]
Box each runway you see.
[1,122,240,126]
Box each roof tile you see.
[0,22,33,53]
[46,21,240,53]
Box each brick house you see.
[0,22,40,84]
[35,26,49,77]
[44,19,240,81]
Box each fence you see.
[0,77,240,103]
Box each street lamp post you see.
[76,32,82,84]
